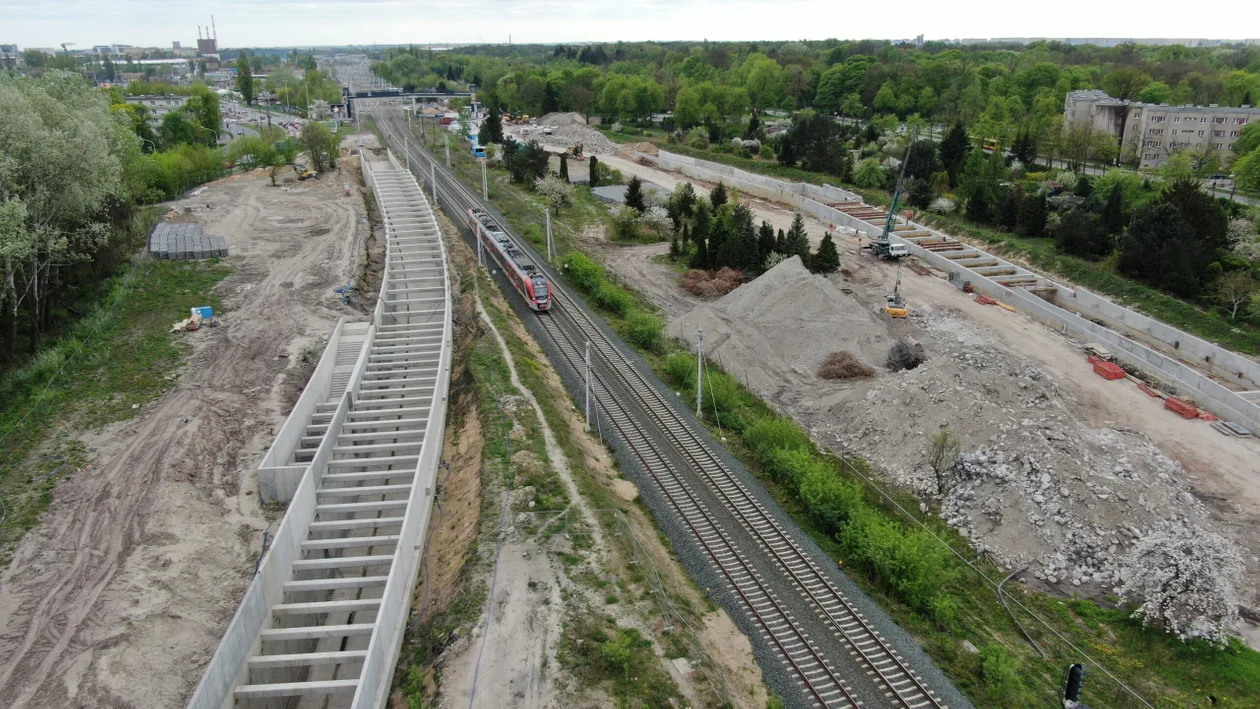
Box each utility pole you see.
[584,341,592,432]
[696,328,704,418]
[405,134,410,171]
[481,161,488,199]
[444,135,450,167]
[430,160,437,203]
[545,209,553,261]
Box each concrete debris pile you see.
[535,111,587,126]
[670,256,893,395]
[513,119,618,155]
[826,309,1231,595]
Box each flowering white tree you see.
[1118,529,1245,644]
[640,205,674,240]
[535,174,574,215]
[610,204,640,240]
[881,156,902,173]
[928,198,956,214]
[1228,218,1260,262]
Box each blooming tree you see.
[1118,529,1245,644]
[535,174,574,215]
[640,205,674,240]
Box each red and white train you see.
[466,207,552,311]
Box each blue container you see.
[192,306,214,319]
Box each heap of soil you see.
[537,111,587,126]
[615,141,659,160]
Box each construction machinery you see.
[294,164,318,180]
[866,124,918,261]
[885,267,909,318]
[565,143,585,160]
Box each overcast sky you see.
[8,0,1260,49]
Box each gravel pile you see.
[536,111,587,126]
[671,256,892,393]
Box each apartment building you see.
[1064,89,1259,168]
[124,95,189,124]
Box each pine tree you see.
[775,228,786,253]
[1074,174,1094,197]
[559,154,569,182]
[811,232,841,274]
[966,190,991,224]
[690,228,710,269]
[710,181,729,210]
[625,176,646,212]
[746,112,761,139]
[998,188,1023,231]
[481,106,505,144]
[681,222,691,247]
[669,231,681,260]
[1101,182,1126,235]
[939,121,971,187]
[1016,192,1047,237]
[757,220,776,260]
[588,155,599,186]
[784,212,809,259]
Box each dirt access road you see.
[596,152,1260,616]
[0,146,372,707]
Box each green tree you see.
[559,153,569,182]
[709,182,729,210]
[1119,203,1206,296]
[938,122,971,187]
[1016,193,1047,237]
[997,188,1023,231]
[873,81,898,114]
[587,155,599,187]
[757,220,776,261]
[624,176,646,213]
[1056,208,1112,259]
[236,51,255,105]
[783,212,810,261]
[853,158,885,188]
[965,189,991,224]
[481,106,504,144]
[1139,81,1174,104]
[1158,178,1228,252]
[811,232,841,274]
[298,120,337,173]
[1101,182,1127,235]
[1103,67,1152,101]
[1217,271,1257,319]
[1234,123,1260,157]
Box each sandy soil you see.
[0,155,372,707]
[596,154,1260,618]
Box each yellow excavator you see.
[885,268,909,318]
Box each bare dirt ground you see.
[593,154,1260,630]
[0,151,372,707]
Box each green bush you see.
[663,352,698,389]
[841,510,958,619]
[699,369,748,428]
[799,464,865,531]
[593,282,634,316]
[979,645,1025,703]
[563,251,604,294]
[761,446,819,488]
[521,224,544,247]
[743,416,812,457]
[759,143,775,160]
[626,313,665,353]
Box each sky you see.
[7,0,1260,49]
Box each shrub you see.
[927,197,956,214]
[744,416,813,457]
[563,251,604,293]
[699,369,748,429]
[840,510,958,617]
[680,268,743,298]
[800,464,865,531]
[664,352,698,390]
[759,143,775,160]
[886,340,926,371]
[626,313,665,353]
[818,351,875,379]
[685,127,709,149]
[593,282,634,316]
[979,645,1024,703]
[521,224,545,247]
[760,446,817,488]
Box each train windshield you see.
[532,276,549,300]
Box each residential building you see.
[124,95,189,124]
[1064,89,1260,168]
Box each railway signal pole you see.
[545,210,553,261]
[584,341,592,432]
[696,328,704,418]
[444,135,450,167]
[430,161,437,203]
[481,161,488,199]
[404,134,409,171]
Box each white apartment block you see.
[124,95,189,124]
[1064,89,1259,168]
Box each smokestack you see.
[212,15,217,40]
[198,26,203,40]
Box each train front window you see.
[532,277,549,301]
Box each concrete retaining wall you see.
[644,149,1260,432]
[1056,287,1260,390]
[187,390,354,709]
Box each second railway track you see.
[374,111,954,709]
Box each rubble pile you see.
[512,121,618,155]
[824,310,1232,594]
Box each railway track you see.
[375,112,950,709]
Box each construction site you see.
[592,145,1260,648]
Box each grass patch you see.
[558,612,683,706]
[0,257,231,564]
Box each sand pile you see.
[615,141,659,160]
[670,256,892,394]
